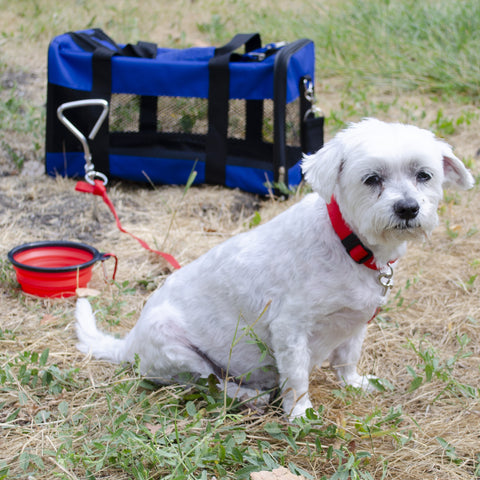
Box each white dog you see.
[75,118,473,419]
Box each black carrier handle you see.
[66,29,158,176]
[205,33,262,186]
[70,28,157,60]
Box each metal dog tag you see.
[378,264,394,296]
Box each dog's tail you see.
[75,298,127,364]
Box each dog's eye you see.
[416,170,432,183]
[363,174,382,187]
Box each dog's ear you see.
[302,138,343,200]
[440,143,474,190]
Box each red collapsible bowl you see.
[8,241,103,298]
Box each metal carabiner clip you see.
[302,78,323,121]
[304,104,324,122]
[57,99,110,185]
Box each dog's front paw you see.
[340,373,378,393]
[284,397,313,421]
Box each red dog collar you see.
[327,196,395,319]
[327,196,379,270]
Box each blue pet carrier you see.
[46,29,323,195]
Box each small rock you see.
[250,466,307,480]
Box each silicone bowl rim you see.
[7,240,102,273]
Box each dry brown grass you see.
[1,1,480,478]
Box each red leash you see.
[75,179,181,270]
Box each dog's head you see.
[302,118,474,247]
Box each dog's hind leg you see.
[75,299,216,382]
[329,325,377,391]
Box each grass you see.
[313,0,480,99]
[1,0,480,478]
[0,315,382,479]
[2,249,480,478]
[0,346,399,479]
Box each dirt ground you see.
[1,9,480,480]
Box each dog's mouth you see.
[388,219,425,237]
[393,220,418,230]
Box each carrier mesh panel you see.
[109,94,141,132]
[109,94,300,146]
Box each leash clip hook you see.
[302,77,323,121]
[378,263,394,296]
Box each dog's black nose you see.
[394,198,420,220]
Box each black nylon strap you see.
[273,40,313,189]
[246,99,264,144]
[205,53,230,185]
[302,115,324,154]
[273,52,287,185]
[68,30,158,176]
[299,75,324,155]
[341,233,374,264]
[139,96,158,132]
[91,46,115,94]
[70,30,157,59]
[121,41,157,59]
[214,33,261,57]
[70,30,121,55]
[205,33,261,185]
[89,46,116,175]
